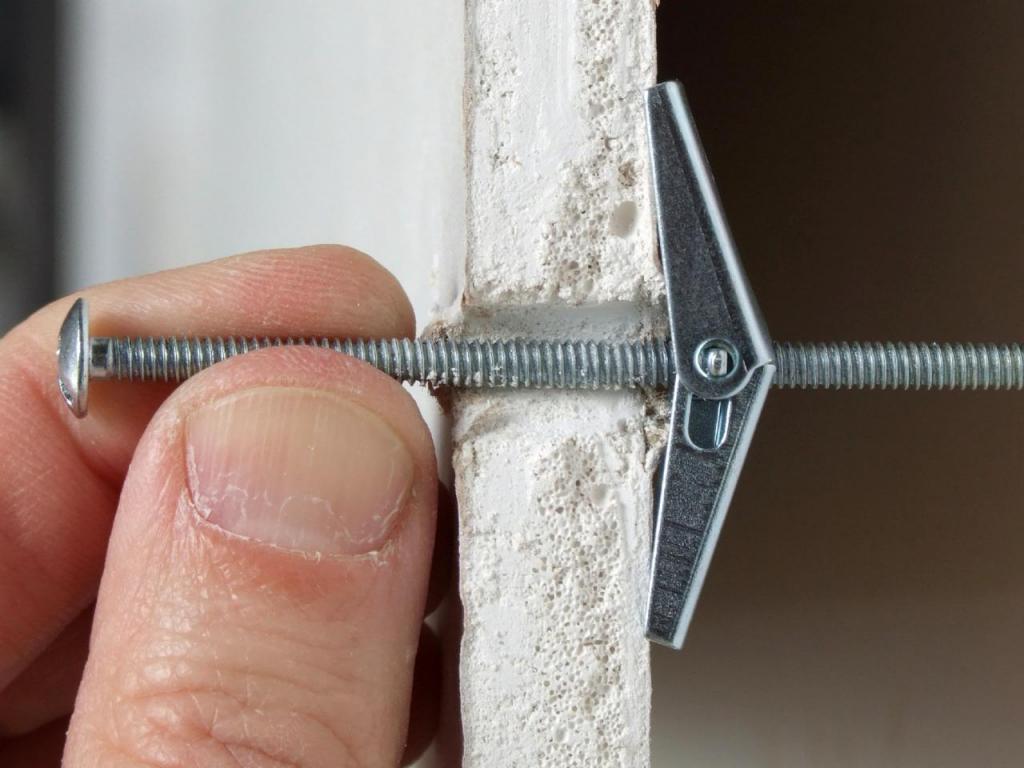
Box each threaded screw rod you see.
[90,336,1024,392]
[89,336,678,390]
[774,342,1024,391]
[57,300,1024,418]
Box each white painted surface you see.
[61,0,465,332]
[455,1,658,765]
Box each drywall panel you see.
[455,1,659,765]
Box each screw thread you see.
[773,341,1024,390]
[97,336,676,390]
[93,336,1024,392]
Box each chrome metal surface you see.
[57,298,89,417]
[775,341,1024,390]
[645,80,776,648]
[78,318,675,393]
[59,311,1023,405]
[645,82,774,401]
[695,339,738,380]
[649,367,771,646]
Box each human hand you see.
[0,246,452,767]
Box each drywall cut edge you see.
[450,0,659,765]
[454,390,655,766]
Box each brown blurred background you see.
[653,2,1024,765]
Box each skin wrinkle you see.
[113,528,389,702]
[123,628,372,702]
[105,497,210,711]
[117,491,193,632]
[112,681,363,768]
[92,249,413,345]
[224,743,298,768]
[3,456,56,507]
[226,248,406,331]
[88,732,171,768]
[178,612,376,672]
[118,692,260,767]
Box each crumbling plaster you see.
[451,1,661,765]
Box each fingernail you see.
[186,387,414,556]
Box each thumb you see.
[64,348,437,768]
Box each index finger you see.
[0,244,415,689]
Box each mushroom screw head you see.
[57,298,89,417]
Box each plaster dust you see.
[452,0,659,766]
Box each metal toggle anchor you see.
[644,81,775,648]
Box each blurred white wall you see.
[60,0,465,473]
[61,1,464,304]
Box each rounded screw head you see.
[57,298,89,417]
[694,339,738,381]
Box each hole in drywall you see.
[609,200,637,237]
